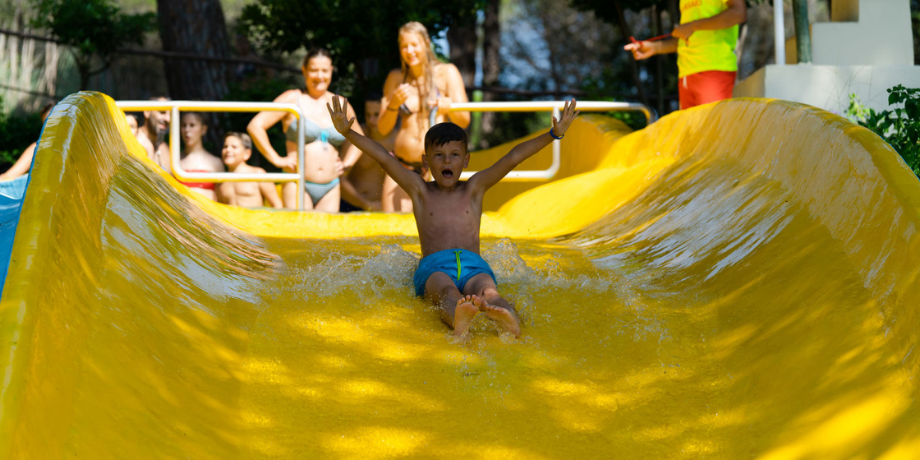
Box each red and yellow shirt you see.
[677,0,739,77]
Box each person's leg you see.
[679,75,696,110]
[694,70,737,106]
[381,174,399,212]
[282,182,301,210]
[381,172,415,213]
[463,273,522,337]
[314,182,340,212]
[394,185,412,212]
[425,272,481,338]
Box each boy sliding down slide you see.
[328,96,579,339]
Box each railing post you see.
[774,0,786,65]
[551,106,561,177]
[170,106,180,172]
[296,112,305,211]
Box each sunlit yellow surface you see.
[0,92,918,459]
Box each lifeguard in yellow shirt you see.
[625,0,747,110]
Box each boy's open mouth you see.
[441,169,453,179]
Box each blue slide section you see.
[0,175,30,296]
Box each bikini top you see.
[399,74,442,117]
[285,94,346,147]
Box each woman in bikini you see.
[177,112,225,201]
[247,48,364,211]
[377,21,470,212]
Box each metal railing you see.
[115,101,307,209]
[448,101,655,180]
[115,100,654,207]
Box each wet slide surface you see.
[1,93,918,459]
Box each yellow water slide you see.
[1,92,918,459]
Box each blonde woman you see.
[377,21,470,212]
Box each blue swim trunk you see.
[413,249,497,297]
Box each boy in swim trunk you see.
[217,132,284,209]
[328,96,578,338]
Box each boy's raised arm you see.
[470,99,579,192]
[327,96,425,197]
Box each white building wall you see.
[734,0,919,114]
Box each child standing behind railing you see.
[217,132,283,209]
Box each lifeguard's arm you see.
[259,181,284,209]
[672,0,746,40]
[469,100,579,192]
[377,70,404,136]
[247,90,298,169]
[328,96,425,197]
[624,38,678,59]
[0,143,36,180]
[339,99,365,170]
[439,64,470,128]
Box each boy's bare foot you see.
[480,303,522,338]
[452,295,483,338]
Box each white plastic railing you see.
[448,101,655,180]
[115,101,307,209]
[774,1,786,66]
[115,100,655,207]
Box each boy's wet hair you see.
[365,91,383,103]
[424,123,468,155]
[224,132,252,150]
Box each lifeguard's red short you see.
[679,70,737,110]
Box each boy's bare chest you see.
[234,181,261,197]
[415,188,482,250]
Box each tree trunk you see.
[447,17,477,88]
[156,0,231,101]
[480,0,501,142]
[156,0,232,149]
[792,0,812,63]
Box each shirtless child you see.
[217,132,284,209]
[328,95,578,338]
[340,96,394,212]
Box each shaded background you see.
[1,0,917,167]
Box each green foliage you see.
[30,0,155,89]
[848,86,920,178]
[238,0,481,99]
[0,97,43,171]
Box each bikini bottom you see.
[304,178,339,206]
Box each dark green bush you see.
[848,85,920,178]
[0,99,44,172]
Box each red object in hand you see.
[630,34,672,45]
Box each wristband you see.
[550,127,564,140]
[386,106,398,112]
